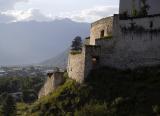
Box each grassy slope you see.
[21,66,160,116]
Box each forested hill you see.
[17,66,160,116]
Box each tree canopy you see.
[71,36,82,51]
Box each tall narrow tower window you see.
[100,30,104,38]
[92,56,99,69]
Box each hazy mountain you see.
[0,19,90,66]
[40,49,69,69]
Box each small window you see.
[150,21,153,29]
[100,30,104,38]
[47,73,53,78]
[92,56,99,69]
[92,58,97,64]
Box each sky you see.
[0,0,119,23]
[0,0,120,66]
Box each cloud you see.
[2,10,32,22]
[0,5,118,23]
[58,5,119,22]
[0,0,28,11]
[0,0,29,23]
[2,9,53,22]
[26,9,53,22]
[0,12,15,23]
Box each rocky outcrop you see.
[38,71,64,98]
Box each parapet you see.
[91,16,113,28]
[90,16,113,45]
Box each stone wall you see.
[38,71,64,98]
[113,15,121,38]
[67,13,160,83]
[103,15,160,69]
[119,15,160,29]
[90,17,113,45]
[84,45,101,78]
[67,45,101,83]
[67,50,85,83]
[95,39,116,68]
[89,15,160,69]
[119,16,160,68]
[119,0,160,16]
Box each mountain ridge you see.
[40,49,69,69]
[0,18,90,65]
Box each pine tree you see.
[71,36,82,51]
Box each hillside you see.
[40,49,69,69]
[0,19,90,65]
[17,66,160,116]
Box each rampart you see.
[119,0,160,16]
[38,71,64,98]
[67,50,85,83]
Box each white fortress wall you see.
[119,16,160,29]
[109,15,160,68]
[120,0,140,15]
[120,0,160,16]
[92,15,160,69]
[67,49,85,83]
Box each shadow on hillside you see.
[85,66,160,115]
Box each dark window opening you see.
[92,56,99,69]
[150,21,153,29]
[100,30,104,38]
[47,73,53,78]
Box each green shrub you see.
[70,50,82,55]
[63,72,69,81]
[101,35,112,40]
[23,65,160,115]
[153,105,160,115]
[75,102,108,116]
[26,79,90,115]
